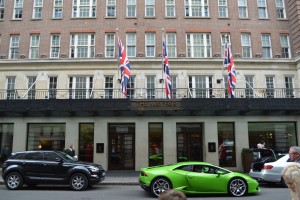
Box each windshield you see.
[56,151,76,162]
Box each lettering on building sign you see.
[131,100,182,111]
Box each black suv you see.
[2,150,105,191]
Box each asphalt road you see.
[0,184,290,200]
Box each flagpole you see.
[221,35,228,98]
[116,28,122,98]
[161,28,165,98]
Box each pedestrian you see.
[289,146,300,163]
[65,144,76,157]
[257,141,265,149]
[282,162,300,200]
[1,145,11,161]
[158,189,187,200]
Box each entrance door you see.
[108,124,135,170]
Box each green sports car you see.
[139,161,261,197]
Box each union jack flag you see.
[224,41,236,98]
[118,35,131,97]
[162,36,172,99]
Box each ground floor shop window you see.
[149,123,163,166]
[79,123,94,162]
[0,124,14,166]
[218,122,236,167]
[248,122,297,153]
[27,123,65,150]
[177,123,202,162]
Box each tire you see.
[150,177,172,197]
[5,172,24,190]
[228,178,247,197]
[280,177,288,188]
[69,173,88,191]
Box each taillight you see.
[263,165,273,170]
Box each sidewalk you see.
[0,170,140,185]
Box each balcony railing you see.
[0,88,298,100]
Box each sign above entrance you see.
[131,100,182,111]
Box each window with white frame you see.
[185,0,209,17]
[171,75,177,98]
[166,33,176,58]
[126,33,136,57]
[261,34,272,58]
[285,76,293,98]
[127,76,135,99]
[53,0,63,18]
[145,32,155,57]
[218,0,228,18]
[244,75,254,98]
[127,0,136,17]
[146,75,155,99]
[106,0,116,17]
[280,34,290,58]
[33,0,43,19]
[257,0,267,19]
[238,0,248,18]
[48,76,57,99]
[104,76,113,99]
[145,0,155,17]
[70,33,95,58]
[27,76,36,99]
[9,35,20,59]
[0,0,5,19]
[13,0,23,19]
[241,33,251,58]
[72,0,96,18]
[189,75,213,98]
[165,0,175,17]
[221,33,230,57]
[105,33,115,57]
[6,76,16,99]
[50,34,61,58]
[276,0,286,19]
[186,33,211,58]
[29,34,40,59]
[69,76,93,99]
[265,75,275,98]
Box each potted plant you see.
[241,148,254,173]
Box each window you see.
[241,33,251,58]
[185,0,209,17]
[127,0,136,17]
[50,34,60,58]
[29,34,40,59]
[79,123,94,162]
[127,76,135,99]
[6,77,16,99]
[186,33,211,58]
[238,0,248,18]
[106,0,116,17]
[0,0,5,19]
[285,76,294,98]
[105,76,114,99]
[171,75,177,97]
[48,76,57,99]
[126,33,136,57]
[146,75,155,99]
[53,0,63,18]
[189,75,213,98]
[69,76,93,99]
[72,0,96,18]
[145,0,155,17]
[220,33,230,57]
[166,33,176,58]
[27,76,36,99]
[218,0,228,18]
[257,0,267,19]
[165,0,175,17]
[27,123,66,151]
[265,75,275,98]
[145,33,155,57]
[24,152,42,160]
[105,33,115,57]
[9,35,20,59]
[218,122,236,167]
[33,0,43,19]
[13,0,23,19]
[276,0,286,19]
[280,34,290,58]
[261,34,272,58]
[149,123,163,166]
[244,75,254,98]
[70,34,95,58]
[0,124,14,162]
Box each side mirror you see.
[216,170,225,176]
[55,157,63,163]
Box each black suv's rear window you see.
[24,152,43,160]
[11,153,26,159]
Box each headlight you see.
[88,166,99,172]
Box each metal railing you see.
[0,88,299,100]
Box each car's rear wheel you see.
[69,173,88,191]
[228,178,247,197]
[150,177,172,197]
[281,177,288,187]
[5,172,24,190]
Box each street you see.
[0,184,290,200]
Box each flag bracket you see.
[159,79,164,83]
[117,79,121,83]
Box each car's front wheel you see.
[228,178,247,197]
[150,177,172,197]
[5,172,24,190]
[69,173,88,191]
